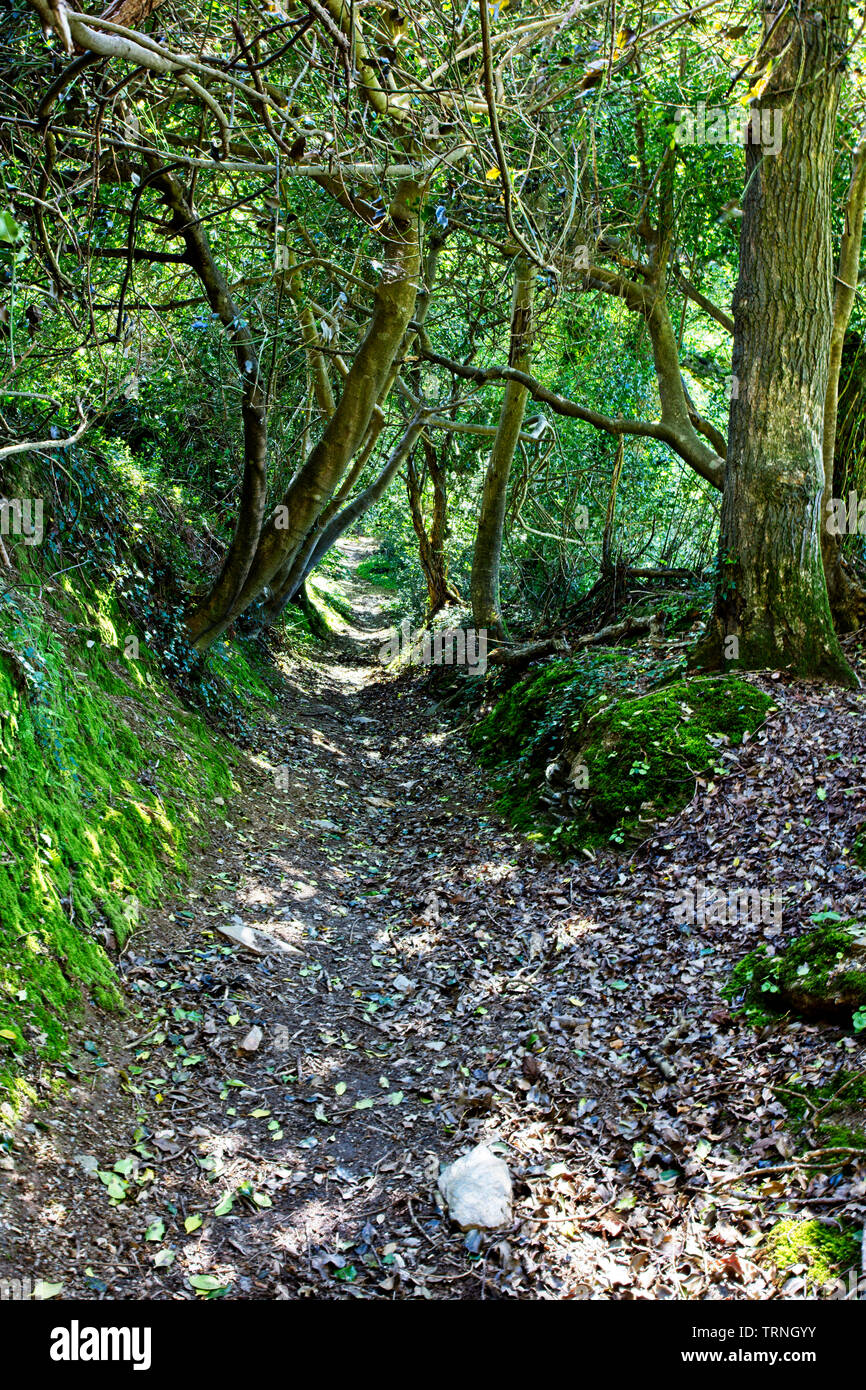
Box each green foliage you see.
[762,1219,860,1290]
[723,919,866,1028]
[572,675,773,843]
[0,577,237,1104]
[355,544,408,591]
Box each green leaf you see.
[0,211,22,244]
[214,1191,234,1216]
[184,1213,203,1233]
[98,1171,128,1201]
[33,1280,64,1300]
[145,1218,165,1241]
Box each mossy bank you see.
[0,572,276,1112]
[470,661,774,854]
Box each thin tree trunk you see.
[822,127,866,627]
[470,255,535,639]
[699,0,855,684]
[189,178,424,650]
[265,415,427,626]
[406,437,462,619]
[148,165,270,645]
[260,227,447,628]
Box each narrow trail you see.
[2,542,865,1300]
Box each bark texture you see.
[406,437,462,619]
[189,179,424,649]
[470,255,534,638]
[700,0,855,683]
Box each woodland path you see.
[2,541,866,1300]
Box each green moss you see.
[0,582,238,1101]
[776,1069,866,1153]
[468,653,628,852]
[763,1219,860,1290]
[723,920,866,1027]
[471,657,614,767]
[571,676,773,840]
[208,637,280,707]
[468,664,766,855]
[854,823,866,869]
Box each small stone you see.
[73,1154,99,1175]
[393,975,414,994]
[437,1144,513,1231]
[218,921,265,955]
[240,1025,263,1052]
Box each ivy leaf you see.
[0,210,22,244]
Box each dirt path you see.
[2,543,865,1300]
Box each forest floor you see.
[1,538,866,1300]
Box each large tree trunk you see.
[470,255,534,639]
[700,0,855,684]
[188,179,424,650]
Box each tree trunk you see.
[699,0,855,684]
[262,415,427,627]
[822,130,866,628]
[470,255,534,639]
[406,437,462,619]
[188,179,424,650]
[149,166,270,644]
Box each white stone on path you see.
[437,1144,513,1230]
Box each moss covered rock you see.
[776,1068,866,1150]
[564,675,774,841]
[724,921,866,1027]
[763,1218,860,1291]
[470,665,773,854]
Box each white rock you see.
[437,1144,513,1230]
[240,1025,263,1052]
[393,974,414,994]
